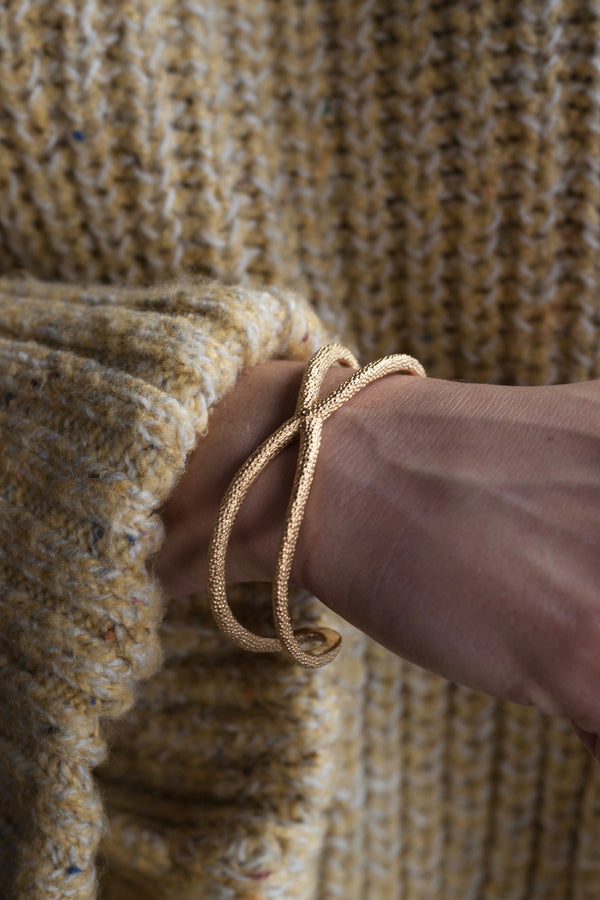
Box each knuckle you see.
[555,608,600,729]
[502,666,537,709]
[521,595,600,725]
[569,686,600,735]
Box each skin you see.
[147,359,600,761]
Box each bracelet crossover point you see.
[206,341,426,669]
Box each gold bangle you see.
[207,342,427,669]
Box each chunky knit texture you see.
[1,1,600,898]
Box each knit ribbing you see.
[0,273,334,899]
[4,1,600,386]
[96,586,346,899]
[2,1,600,898]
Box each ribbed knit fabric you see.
[1,1,600,898]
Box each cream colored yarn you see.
[1,2,600,899]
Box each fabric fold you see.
[0,273,339,899]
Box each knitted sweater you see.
[1,2,599,898]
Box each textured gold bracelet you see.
[207,342,427,668]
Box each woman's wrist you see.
[222,358,357,588]
[148,356,356,598]
[294,367,426,607]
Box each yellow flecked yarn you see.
[1,2,600,899]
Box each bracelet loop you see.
[207,342,426,668]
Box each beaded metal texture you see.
[207,342,427,668]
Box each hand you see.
[297,374,600,759]
[148,358,600,760]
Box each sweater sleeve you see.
[0,272,340,900]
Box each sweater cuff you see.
[0,273,333,900]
